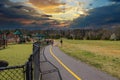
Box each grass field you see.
[0,43,32,66]
[58,39,120,79]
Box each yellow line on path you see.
[50,46,82,80]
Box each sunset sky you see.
[9,0,112,20]
[0,0,120,29]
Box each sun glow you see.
[26,0,87,21]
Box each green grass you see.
[0,43,32,66]
[0,43,32,80]
[58,39,120,79]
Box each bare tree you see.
[110,33,117,40]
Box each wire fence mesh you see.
[0,42,62,80]
[0,42,40,80]
[0,66,25,80]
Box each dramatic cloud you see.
[0,0,61,29]
[29,0,63,8]
[0,0,120,29]
[109,0,120,2]
[70,4,120,28]
[28,0,87,20]
[29,0,65,13]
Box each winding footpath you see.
[43,45,118,80]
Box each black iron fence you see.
[0,42,40,80]
[0,42,62,80]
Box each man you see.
[60,39,63,46]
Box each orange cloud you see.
[29,0,62,8]
[20,19,34,25]
[29,0,65,13]
[52,22,70,27]
[0,15,34,25]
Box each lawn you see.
[0,43,32,66]
[58,39,120,79]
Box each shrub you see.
[0,60,9,67]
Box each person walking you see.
[51,39,54,46]
[60,39,63,46]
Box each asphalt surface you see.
[43,45,119,80]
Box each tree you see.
[110,33,117,40]
[114,27,120,40]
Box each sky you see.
[0,0,120,29]
[9,0,112,20]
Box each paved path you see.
[43,45,118,80]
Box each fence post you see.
[38,44,41,80]
[26,56,33,80]
[26,62,30,80]
[33,44,35,53]
[30,56,33,80]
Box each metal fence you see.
[0,42,40,80]
[0,42,62,80]
[0,65,25,80]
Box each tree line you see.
[0,27,120,42]
[44,28,120,40]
